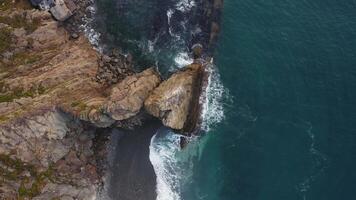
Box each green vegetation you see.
[0,0,33,11]
[0,115,9,122]
[0,88,34,103]
[0,0,13,11]
[0,154,55,198]
[0,27,12,54]
[38,85,46,95]
[0,14,41,34]
[11,51,42,65]
[0,86,47,103]
[71,100,88,111]
[18,166,54,198]
[0,51,43,76]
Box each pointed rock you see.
[144,64,204,132]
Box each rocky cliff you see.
[0,1,206,198]
[144,63,205,133]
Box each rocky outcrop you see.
[0,3,161,199]
[30,0,76,21]
[104,68,161,121]
[49,0,74,21]
[144,64,204,132]
[75,68,161,128]
[0,1,208,198]
[0,109,97,199]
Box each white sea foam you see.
[296,122,329,200]
[174,52,193,69]
[167,9,174,26]
[80,0,103,52]
[149,131,183,200]
[149,129,202,200]
[175,0,196,12]
[200,63,228,131]
[149,63,228,200]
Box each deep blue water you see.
[93,0,356,199]
[186,0,356,199]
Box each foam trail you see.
[176,0,196,12]
[80,0,102,52]
[200,63,228,132]
[149,128,201,200]
[174,52,194,69]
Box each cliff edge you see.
[0,1,206,198]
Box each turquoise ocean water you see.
[93,0,356,199]
[183,0,356,199]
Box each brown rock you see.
[105,68,161,121]
[144,64,204,131]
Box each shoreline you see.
[106,120,162,200]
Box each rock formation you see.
[0,2,161,198]
[145,63,205,133]
[0,0,206,198]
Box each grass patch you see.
[0,88,34,103]
[0,115,9,122]
[0,14,41,34]
[71,100,88,111]
[0,154,54,198]
[0,27,12,54]
[18,166,54,198]
[0,0,33,11]
[11,51,42,66]
[0,154,37,180]
[0,51,42,75]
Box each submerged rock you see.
[144,64,205,132]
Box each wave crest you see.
[200,63,228,132]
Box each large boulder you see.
[104,68,161,121]
[144,64,204,131]
[49,0,74,21]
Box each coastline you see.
[106,120,162,200]
[0,0,224,199]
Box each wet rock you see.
[192,43,203,59]
[145,64,204,131]
[102,55,111,63]
[71,32,79,39]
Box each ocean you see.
[91,0,356,199]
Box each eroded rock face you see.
[144,64,204,131]
[0,5,160,199]
[78,68,161,128]
[0,109,80,167]
[105,68,161,121]
[0,109,98,199]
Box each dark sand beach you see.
[107,120,162,200]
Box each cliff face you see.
[0,1,207,198]
[144,63,205,132]
[0,3,161,198]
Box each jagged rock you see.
[144,64,204,131]
[105,68,161,121]
[0,109,81,167]
[49,0,74,21]
[71,32,79,39]
[0,7,160,199]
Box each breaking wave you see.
[200,63,228,132]
[175,0,196,12]
[149,128,204,200]
[80,0,102,52]
[149,62,228,200]
[173,52,194,69]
